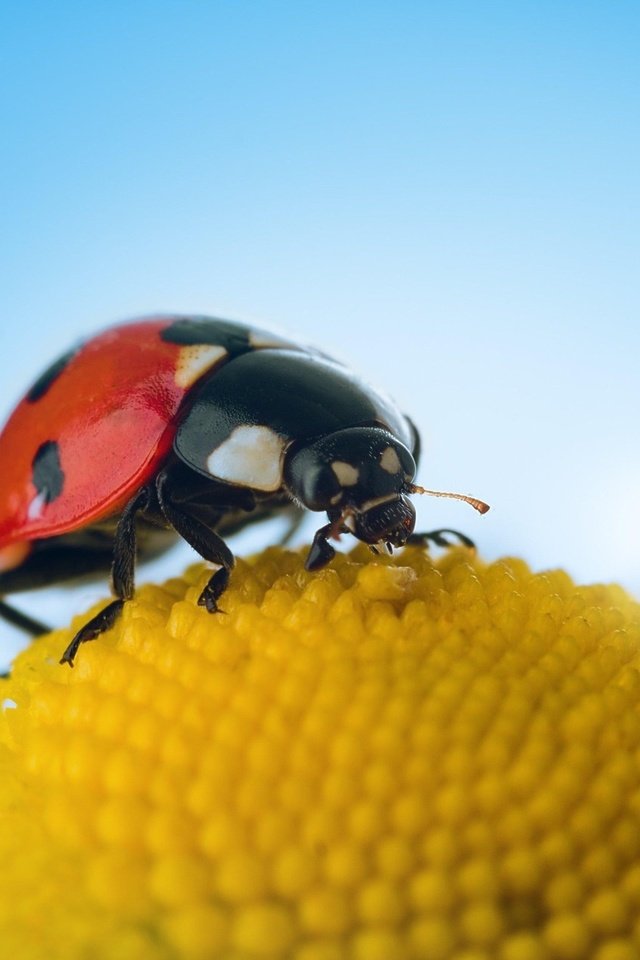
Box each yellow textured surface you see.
[1,546,640,960]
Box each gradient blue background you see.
[1,2,638,665]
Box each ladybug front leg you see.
[305,522,337,571]
[156,471,235,614]
[59,487,151,666]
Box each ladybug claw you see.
[305,525,336,571]
[197,591,226,615]
[59,598,125,667]
[197,566,230,614]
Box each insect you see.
[0,315,489,666]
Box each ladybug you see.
[0,315,489,666]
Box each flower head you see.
[1,546,640,959]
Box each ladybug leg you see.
[110,487,152,601]
[198,566,231,613]
[0,599,50,637]
[156,472,235,614]
[59,487,152,667]
[407,528,476,550]
[59,599,125,667]
[305,522,337,571]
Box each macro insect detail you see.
[0,315,489,666]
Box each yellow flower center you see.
[1,546,639,960]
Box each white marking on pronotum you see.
[27,490,47,522]
[331,461,359,486]
[206,425,286,491]
[380,446,402,475]
[174,344,227,389]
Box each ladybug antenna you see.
[406,483,490,515]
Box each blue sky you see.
[1,2,639,660]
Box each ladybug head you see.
[284,426,418,548]
[286,427,490,571]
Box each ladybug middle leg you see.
[305,522,338,571]
[59,487,152,666]
[156,470,235,614]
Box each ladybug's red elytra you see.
[0,315,489,666]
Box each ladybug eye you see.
[299,463,342,511]
[284,445,345,511]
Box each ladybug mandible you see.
[0,316,489,666]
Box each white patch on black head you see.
[175,344,228,389]
[380,446,402,475]
[331,461,359,487]
[206,425,286,491]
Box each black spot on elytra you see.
[160,317,252,354]
[26,347,79,402]
[32,441,64,504]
